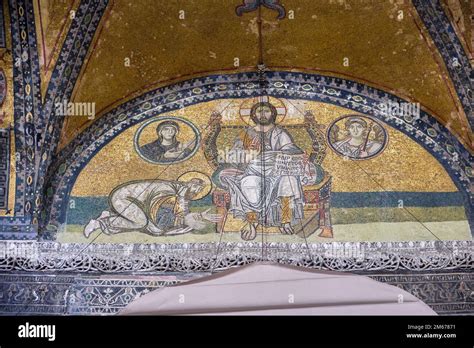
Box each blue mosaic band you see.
[0,127,10,209]
[1,0,42,238]
[0,0,6,48]
[413,0,473,130]
[34,0,109,220]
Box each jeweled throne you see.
[203,110,333,238]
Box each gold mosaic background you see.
[33,0,81,96]
[60,0,472,151]
[0,0,471,226]
[72,99,458,196]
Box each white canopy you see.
[119,262,437,315]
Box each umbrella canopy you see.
[119,262,436,315]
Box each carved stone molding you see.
[0,240,472,273]
[0,270,472,315]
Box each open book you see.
[273,153,306,176]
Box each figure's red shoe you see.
[318,226,333,238]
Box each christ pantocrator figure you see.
[217,102,320,240]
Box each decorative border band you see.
[0,0,43,238]
[0,0,109,237]
[0,0,6,48]
[1,270,471,315]
[413,0,473,129]
[0,0,7,48]
[0,127,10,209]
[35,0,109,219]
[0,240,472,273]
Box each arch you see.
[412,0,473,130]
[40,71,473,238]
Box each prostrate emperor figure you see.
[83,177,221,238]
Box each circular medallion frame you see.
[134,116,201,165]
[326,114,388,161]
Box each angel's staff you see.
[361,121,374,153]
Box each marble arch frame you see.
[42,71,473,240]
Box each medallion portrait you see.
[134,116,200,164]
[327,115,388,160]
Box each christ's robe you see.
[218,126,319,226]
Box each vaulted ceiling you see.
[30,0,472,151]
